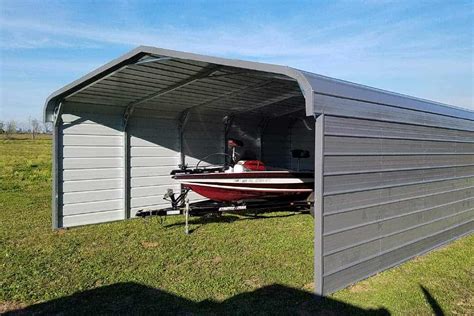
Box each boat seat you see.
[240,160,266,171]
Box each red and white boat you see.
[173,160,314,202]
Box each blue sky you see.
[1,0,473,124]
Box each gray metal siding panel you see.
[324,166,474,195]
[305,73,473,120]
[322,219,473,292]
[318,109,474,294]
[324,155,474,174]
[324,177,474,214]
[314,93,474,131]
[324,187,473,234]
[324,116,474,142]
[325,136,474,155]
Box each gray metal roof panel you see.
[44,45,473,122]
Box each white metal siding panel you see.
[315,107,474,295]
[128,115,180,215]
[59,102,124,227]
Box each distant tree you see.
[29,117,41,139]
[43,121,52,134]
[6,120,16,139]
[0,121,4,133]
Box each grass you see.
[1,135,473,315]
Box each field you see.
[1,135,473,315]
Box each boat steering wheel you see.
[195,152,240,171]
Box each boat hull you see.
[174,171,314,202]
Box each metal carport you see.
[44,46,474,295]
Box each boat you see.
[136,139,314,222]
[173,167,314,202]
[172,139,314,203]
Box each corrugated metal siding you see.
[58,101,311,225]
[313,93,474,294]
[59,102,125,227]
[128,113,180,216]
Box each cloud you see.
[0,1,472,117]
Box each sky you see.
[0,0,473,125]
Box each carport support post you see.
[52,121,60,229]
[52,102,63,229]
[123,128,130,219]
[122,106,133,219]
[314,114,325,296]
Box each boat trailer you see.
[135,188,314,234]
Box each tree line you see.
[0,118,52,139]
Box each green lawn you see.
[1,136,473,315]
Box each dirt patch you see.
[348,282,370,293]
[302,282,314,291]
[0,301,28,313]
[55,228,68,235]
[452,295,474,315]
[212,256,222,264]
[141,241,160,248]
[244,277,262,289]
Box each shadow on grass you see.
[163,211,307,234]
[7,282,389,315]
[420,285,444,316]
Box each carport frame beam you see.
[314,114,325,296]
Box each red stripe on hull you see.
[186,183,312,202]
[186,182,313,189]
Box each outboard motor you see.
[227,138,243,164]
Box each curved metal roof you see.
[44,45,473,122]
